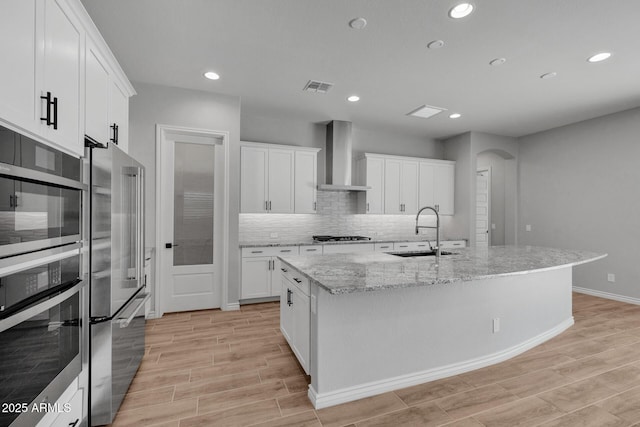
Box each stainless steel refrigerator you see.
[86,141,148,426]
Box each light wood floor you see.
[109,293,640,427]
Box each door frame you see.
[476,168,492,247]
[154,124,230,317]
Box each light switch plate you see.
[525,225,532,232]
[270,232,278,238]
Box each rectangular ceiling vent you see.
[303,80,333,93]
[407,104,447,119]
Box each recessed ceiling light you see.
[489,58,506,66]
[587,52,612,63]
[449,3,474,19]
[540,72,557,79]
[204,71,220,80]
[347,95,360,102]
[427,40,445,49]
[449,113,462,119]
[349,17,367,30]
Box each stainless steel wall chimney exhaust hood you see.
[318,120,370,191]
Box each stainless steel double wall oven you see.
[0,125,86,427]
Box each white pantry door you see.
[476,169,490,247]
[159,132,224,313]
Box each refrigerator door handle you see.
[116,293,150,328]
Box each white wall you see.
[443,132,472,241]
[128,82,242,308]
[518,107,640,299]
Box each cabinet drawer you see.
[394,241,432,252]
[242,246,299,258]
[280,266,310,296]
[440,240,466,249]
[322,243,375,254]
[299,245,323,255]
[374,243,394,252]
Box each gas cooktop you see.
[312,235,372,242]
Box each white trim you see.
[240,140,320,153]
[356,152,456,165]
[573,286,640,306]
[155,124,230,316]
[308,317,574,409]
[224,302,241,311]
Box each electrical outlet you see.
[493,318,500,333]
[525,225,532,232]
[491,223,496,230]
[607,273,615,283]
[269,232,278,238]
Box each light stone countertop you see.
[239,237,467,248]
[278,245,607,295]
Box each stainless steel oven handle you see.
[117,293,150,328]
[0,282,82,333]
[0,243,81,275]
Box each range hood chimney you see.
[318,120,370,191]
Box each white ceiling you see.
[81,0,640,139]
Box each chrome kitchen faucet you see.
[415,206,441,258]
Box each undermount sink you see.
[388,250,455,258]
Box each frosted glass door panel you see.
[173,142,214,266]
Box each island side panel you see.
[309,267,573,409]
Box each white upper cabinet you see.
[85,35,110,146]
[294,150,318,213]
[384,158,418,215]
[358,153,455,216]
[419,160,455,215]
[109,79,129,152]
[433,163,455,215]
[356,154,384,214]
[0,0,37,134]
[39,0,83,155]
[0,0,134,157]
[240,142,320,214]
[267,148,294,213]
[241,145,269,213]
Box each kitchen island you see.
[278,245,606,409]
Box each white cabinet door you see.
[280,277,293,342]
[384,158,402,214]
[51,388,83,427]
[110,79,129,153]
[434,164,455,215]
[401,160,419,214]
[268,148,294,213]
[240,146,268,213]
[291,285,310,374]
[294,150,317,213]
[322,243,375,254]
[85,37,110,146]
[418,162,435,208]
[364,156,385,214]
[241,257,271,298]
[40,0,83,156]
[0,0,37,133]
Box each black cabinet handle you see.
[287,288,292,306]
[69,419,80,427]
[40,91,53,126]
[293,278,302,283]
[281,267,288,272]
[52,95,58,129]
[115,124,119,144]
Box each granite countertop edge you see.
[278,247,607,295]
[239,237,468,248]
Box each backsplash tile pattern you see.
[239,191,451,243]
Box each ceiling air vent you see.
[303,80,334,93]
[407,104,447,119]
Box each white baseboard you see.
[573,286,640,306]
[223,302,240,311]
[308,317,574,409]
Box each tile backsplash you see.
[239,191,452,243]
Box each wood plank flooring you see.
[109,293,640,426]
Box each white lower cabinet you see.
[280,269,310,374]
[35,378,83,427]
[322,243,375,254]
[394,241,432,252]
[241,246,298,299]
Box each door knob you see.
[165,243,180,249]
